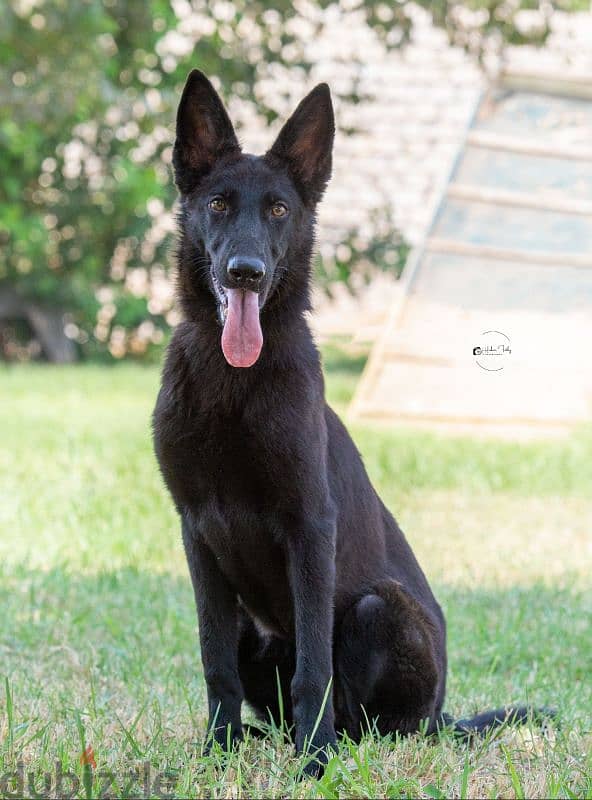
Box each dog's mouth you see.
[211,270,229,323]
[211,269,263,368]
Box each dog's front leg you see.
[286,516,337,774]
[182,515,243,750]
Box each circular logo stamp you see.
[472,330,511,372]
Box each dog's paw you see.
[301,741,338,780]
[203,723,244,756]
[297,728,337,780]
[301,752,328,779]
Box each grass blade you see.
[502,745,525,800]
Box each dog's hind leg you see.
[237,612,295,730]
[334,580,443,740]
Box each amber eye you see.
[208,196,227,213]
[270,202,288,218]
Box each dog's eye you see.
[208,196,227,213]
[270,202,288,218]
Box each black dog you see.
[153,71,549,775]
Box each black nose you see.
[227,256,265,288]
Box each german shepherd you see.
[153,70,551,776]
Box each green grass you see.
[1,346,591,798]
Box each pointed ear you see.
[173,70,240,193]
[266,84,335,205]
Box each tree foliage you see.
[0,0,578,359]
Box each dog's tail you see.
[439,706,556,740]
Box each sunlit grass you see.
[1,346,591,797]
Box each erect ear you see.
[266,83,335,206]
[173,70,240,193]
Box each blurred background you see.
[1,2,589,351]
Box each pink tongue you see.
[221,289,263,368]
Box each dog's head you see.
[173,70,334,367]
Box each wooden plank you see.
[353,405,578,428]
[454,146,592,201]
[435,198,592,255]
[351,404,578,440]
[447,183,592,216]
[368,361,592,422]
[501,69,592,101]
[426,238,592,268]
[466,130,592,162]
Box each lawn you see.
[1,344,591,798]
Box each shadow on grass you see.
[1,564,589,731]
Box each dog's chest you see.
[198,495,294,636]
[180,417,297,636]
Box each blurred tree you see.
[0,0,583,359]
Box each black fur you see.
[153,71,552,775]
